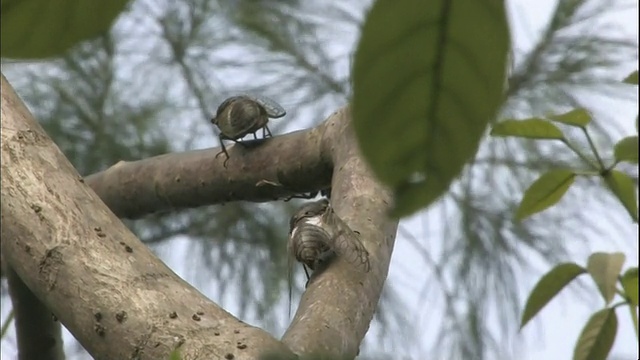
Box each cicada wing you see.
[327,211,371,272]
[242,94,287,118]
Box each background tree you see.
[1,0,637,359]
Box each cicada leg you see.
[263,125,273,139]
[215,136,231,166]
[303,264,311,288]
[215,135,240,168]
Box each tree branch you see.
[5,266,65,360]
[282,107,398,358]
[2,70,398,359]
[84,127,333,219]
[1,73,295,360]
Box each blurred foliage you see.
[0,0,638,359]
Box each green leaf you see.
[491,119,564,139]
[521,262,586,329]
[613,136,639,164]
[169,349,181,360]
[573,308,618,360]
[603,170,639,222]
[548,108,592,128]
[587,252,626,305]
[516,169,576,220]
[621,267,639,306]
[351,0,510,218]
[1,0,129,59]
[623,70,639,85]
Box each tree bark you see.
[5,266,65,360]
[1,71,398,360]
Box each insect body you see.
[211,95,286,166]
[288,199,370,280]
[286,199,370,316]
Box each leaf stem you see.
[561,138,600,171]
[581,127,606,170]
[630,304,639,341]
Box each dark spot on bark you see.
[236,343,247,350]
[24,244,31,253]
[79,177,85,183]
[354,230,361,235]
[192,314,201,321]
[51,313,57,322]
[116,311,127,323]
[214,331,220,336]
[169,312,178,319]
[154,342,161,348]
[94,227,102,232]
[224,353,234,359]
[125,245,133,253]
[94,323,106,336]
[196,310,204,315]
[233,329,240,334]
[97,232,106,238]
[119,241,126,246]
[94,312,102,321]
[31,204,42,213]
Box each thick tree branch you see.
[1,74,295,360]
[85,128,333,219]
[282,107,397,358]
[3,68,398,359]
[6,266,65,360]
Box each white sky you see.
[1,0,638,359]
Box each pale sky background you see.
[1,0,638,359]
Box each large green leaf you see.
[613,136,639,164]
[491,118,564,139]
[516,169,576,220]
[621,267,638,307]
[603,170,638,222]
[1,0,129,59]
[548,108,592,128]
[586,252,626,305]
[623,70,638,85]
[573,308,618,360]
[520,262,586,329]
[351,0,510,217]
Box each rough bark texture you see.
[1,74,295,360]
[1,71,398,360]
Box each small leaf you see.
[603,170,638,222]
[587,252,626,305]
[548,108,592,128]
[621,267,639,306]
[623,70,639,85]
[491,119,564,139]
[1,0,129,59]
[516,169,576,220]
[573,308,618,360]
[613,136,639,164]
[352,0,511,218]
[521,262,586,329]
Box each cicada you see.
[211,95,286,166]
[286,199,370,316]
[287,198,370,280]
